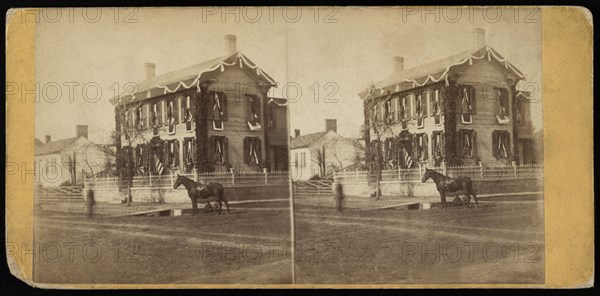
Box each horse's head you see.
[173,174,182,189]
[421,169,432,183]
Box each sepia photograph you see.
[7,5,584,287]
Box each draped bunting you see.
[361,46,526,101]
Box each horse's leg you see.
[471,191,479,208]
[440,191,447,209]
[191,198,197,216]
[221,193,231,215]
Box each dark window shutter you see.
[157,102,163,125]
[189,95,196,121]
[441,131,446,157]
[243,138,250,164]
[257,138,262,165]
[421,94,428,118]
[492,131,499,159]
[505,131,511,158]
[457,130,464,157]
[192,138,197,164]
[173,99,179,123]
[470,86,476,114]
[208,136,215,163]
[423,134,429,160]
[472,130,478,158]
[428,92,434,117]
[504,90,510,116]
[222,93,228,120]
[174,140,180,166]
[223,137,229,163]
[412,135,418,159]
[164,141,170,167]
[182,138,188,166]
[440,90,446,114]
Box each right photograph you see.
[288,7,544,284]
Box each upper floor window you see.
[416,93,426,128]
[267,104,277,129]
[496,88,510,124]
[460,85,475,124]
[246,95,262,131]
[209,91,227,130]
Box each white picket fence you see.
[334,163,543,183]
[85,169,290,189]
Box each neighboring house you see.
[359,28,540,168]
[290,119,364,180]
[34,125,116,187]
[111,34,289,175]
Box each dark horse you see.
[421,169,478,209]
[173,174,230,216]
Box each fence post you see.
[170,171,174,187]
[479,161,483,180]
[230,168,235,185]
[418,162,423,179]
[442,162,447,175]
[512,161,518,180]
[194,169,198,182]
[263,168,268,184]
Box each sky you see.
[34,7,542,144]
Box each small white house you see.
[290,119,364,181]
[35,125,115,187]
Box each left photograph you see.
[32,8,292,284]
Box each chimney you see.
[325,119,337,133]
[45,135,51,143]
[76,125,88,139]
[393,56,404,74]
[473,28,485,49]
[144,62,156,80]
[225,34,237,55]
[294,129,300,138]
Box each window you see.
[294,152,299,168]
[167,100,177,134]
[496,88,510,124]
[209,136,228,164]
[400,96,409,129]
[246,95,262,130]
[431,131,445,160]
[244,137,261,165]
[135,144,148,174]
[123,109,131,140]
[416,93,426,128]
[459,129,477,157]
[492,130,510,159]
[301,152,306,168]
[137,106,144,129]
[460,85,475,124]
[182,137,196,172]
[210,92,227,130]
[151,103,159,135]
[164,140,180,168]
[391,97,399,122]
[414,133,428,160]
[183,95,194,132]
[429,89,442,125]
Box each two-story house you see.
[111,34,288,175]
[359,28,538,168]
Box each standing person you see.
[85,185,95,219]
[333,179,345,213]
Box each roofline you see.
[111,52,278,106]
[358,45,526,101]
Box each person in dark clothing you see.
[333,180,345,213]
[85,186,95,218]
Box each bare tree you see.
[311,145,326,179]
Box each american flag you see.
[404,150,413,168]
[155,155,164,175]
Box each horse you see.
[173,174,231,216]
[421,168,478,209]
